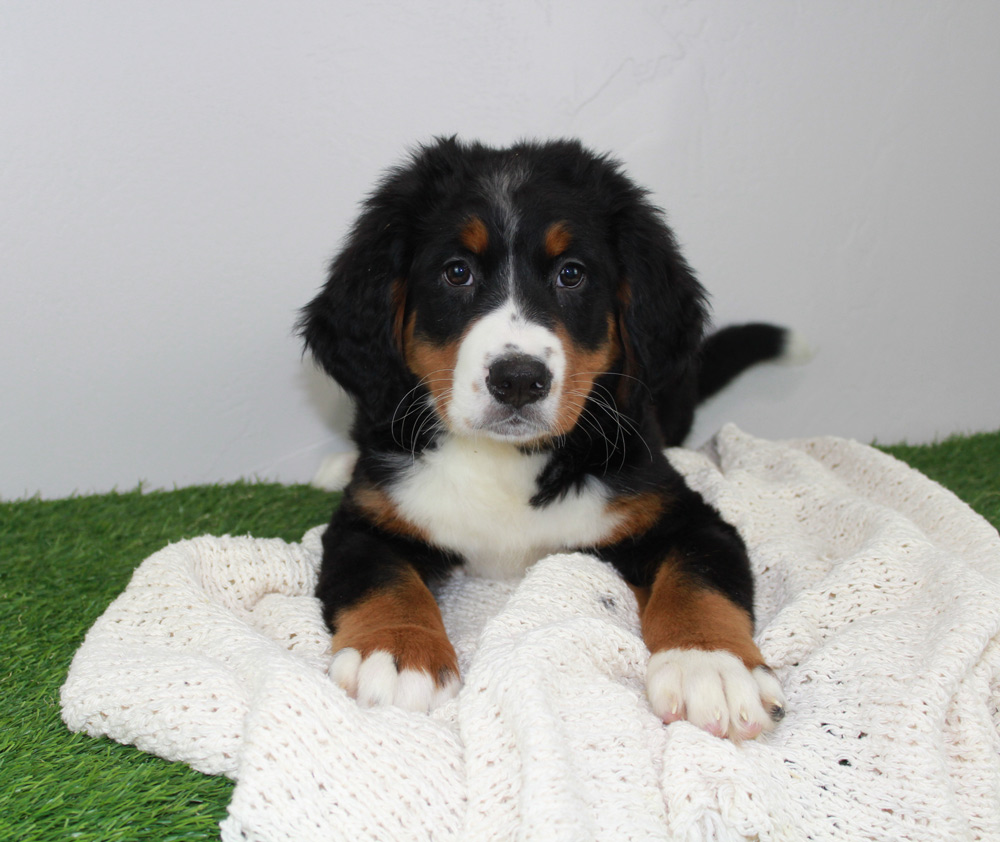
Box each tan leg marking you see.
[635,557,785,737]
[634,555,763,669]
[331,565,458,685]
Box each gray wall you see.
[3,1,998,498]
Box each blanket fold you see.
[61,426,1000,841]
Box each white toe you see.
[395,668,437,712]
[432,672,462,708]
[646,651,686,722]
[328,647,362,696]
[647,649,785,740]
[752,664,787,724]
[356,650,399,707]
[328,647,459,712]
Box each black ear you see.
[299,200,410,426]
[299,139,465,427]
[612,189,708,435]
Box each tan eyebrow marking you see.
[544,221,573,258]
[459,216,489,254]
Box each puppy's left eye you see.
[556,263,586,289]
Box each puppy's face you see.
[399,166,621,444]
[300,139,707,443]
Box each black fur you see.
[315,496,461,630]
[299,138,717,451]
[300,138,789,638]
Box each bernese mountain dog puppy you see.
[300,138,791,740]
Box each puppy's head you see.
[300,138,706,446]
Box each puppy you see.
[300,138,791,739]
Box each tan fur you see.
[331,566,459,684]
[633,555,764,669]
[402,313,463,416]
[601,492,669,546]
[390,277,407,355]
[460,216,489,255]
[544,221,573,258]
[552,317,619,435]
[353,484,430,543]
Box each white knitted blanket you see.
[61,425,1000,841]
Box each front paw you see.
[328,628,460,713]
[646,649,785,740]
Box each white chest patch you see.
[388,436,622,578]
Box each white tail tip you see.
[778,329,815,365]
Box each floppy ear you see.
[299,138,474,428]
[613,193,708,421]
[298,192,414,426]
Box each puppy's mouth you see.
[475,405,551,442]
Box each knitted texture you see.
[60,426,1000,841]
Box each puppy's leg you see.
[318,524,460,713]
[633,529,785,739]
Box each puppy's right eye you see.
[443,261,474,287]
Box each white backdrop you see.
[2,1,998,500]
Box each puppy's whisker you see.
[411,390,449,446]
[564,385,648,468]
[568,369,653,400]
[594,400,651,464]
[588,381,643,433]
[588,394,641,450]
[576,407,614,469]
[392,396,436,449]
[390,369,457,449]
[562,392,622,468]
[564,374,632,406]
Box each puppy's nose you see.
[487,355,552,408]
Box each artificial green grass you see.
[1,432,997,841]
[1,483,336,842]
[876,429,1000,529]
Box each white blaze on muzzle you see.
[446,300,566,440]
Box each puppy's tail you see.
[698,323,813,403]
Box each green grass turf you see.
[1,432,997,840]
[877,429,1000,529]
[1,483,336,841]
